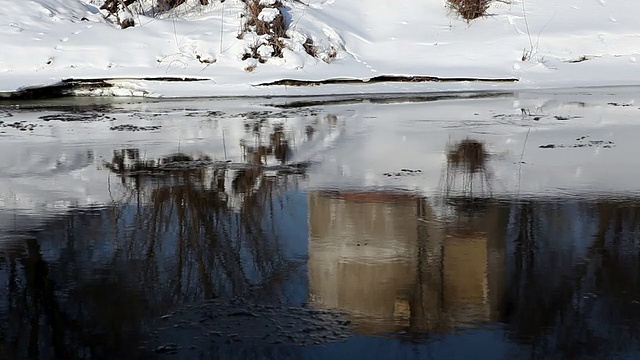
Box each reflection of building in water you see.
[307,191,507,335]
[308,191,419,334]
[413,198,507,334]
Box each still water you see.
[1,89,640,359]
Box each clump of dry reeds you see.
[156,0,187,12]
[446,0,491,21]
[241,0,287,60]
[244,0,286,37]
[100,0,212,28]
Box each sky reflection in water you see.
[1,91,640,359]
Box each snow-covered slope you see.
[0,0,638,97]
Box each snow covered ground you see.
[1,0,639,97]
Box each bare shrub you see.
[121,17,135,29]
[323,46,338,63]
[446,0,491,21]
[242,41,268,63]
[303,38,317,57]
[100,0,135,15]
[241,0,288,62]
[156,0,187,12]
[100,0,212,20]
[270,36,286,57]
[244,0,286,36]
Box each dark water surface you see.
[1,90,640,359]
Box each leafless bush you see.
[303,38,317,57]
[241,0,288,61]
[99,0,213,23]
[100,0,135,15]
[244,0,286,37]
[156,0,187,12]
[446,0,491,21]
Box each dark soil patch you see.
[258,75,518,87]
[0,77,208,100]
[0,79,112,100]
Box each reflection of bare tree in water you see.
[2,240,74,359]
[408,190,640,359]
[438,138,640,358]
[504,201,640,358]
[110,121,305,302]
[442,139,492,209]
[0,221,151,358]
[241,123,292,165]
[144,170,301,301]
[0,142,305,358]
[412,197,448,337]
[105,143,304,302]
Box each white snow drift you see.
[0,0,639,97]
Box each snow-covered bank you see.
[1,0,638,97]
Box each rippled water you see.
[1,89,640,359]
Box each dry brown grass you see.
[244,0,286,37]
[241,0,288,60]
[156,0,187,12]
[303,38,317,57]
[100,0,209,22]
[447,0,491,21]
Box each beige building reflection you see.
[308,191,507,335]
